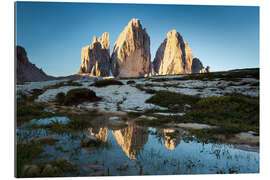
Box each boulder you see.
[111,18,151,77]
[41,164,59,176]
[23,164,41,177]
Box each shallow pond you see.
[16,116,259,176]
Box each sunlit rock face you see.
[88,127,108,142]
[16,46,54,82]
[78,32,111,76]
[112,122,149,159]
[192,58,210,73]
[153,30,194,75]
[111,18,151,77]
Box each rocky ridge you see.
[79,19,209,78]
[16,46,54,82]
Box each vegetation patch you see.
[56,88,101,106]
[135,84,157,94]
[90,79,124,87]
[146,91,200,112]
[17,98,54,125]
[151,68,259,82]
[47,80,82,89]
[126,80,136,85]
[182,94,259,134]
[145,90,259,135]
[30,111,100,133]
[16,143,44,177]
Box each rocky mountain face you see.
[78,19,209,78]
[16,46,54,82]
[110,18,151,77]
[192,58,210,73]
[78,32,111,76]
[153,30,209,75]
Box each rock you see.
[89,172,104,176]
[176,123,216,130]
[82,133,98,147]
[111,18,151,77]
[153,30,194,75]
[32,136,58,144]
[23,164,41,177]
[108,116,121,121]
[41,164,58,176]
[184,104,191,108]
[153,30,210,75]
[86,165,102,171]
[16,46,55,83]
[192,58,210,73]
[78,32,111,76]
[136,115,157,121]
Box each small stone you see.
[89,172,104,176]
[41,164,58,176]
[109,116,121,121]
[23,165,41,177]
[32,136,58,144]
[86,165,102,171]
[184,104,191,108]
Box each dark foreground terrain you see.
[16,68,259,177]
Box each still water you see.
[17,116,259,176]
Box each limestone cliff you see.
[153,30,209,75]
[110,18,151,77]
[78,32,111,76]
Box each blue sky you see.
[16,2,259,76]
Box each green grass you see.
[145,91,259,135]
[90,79,124,87]
[30,110,100,134]
[16,143,44,177]
[135,84,157,94]
[151,68,259,82]
[182,94,259,134]
[17,99,54,125]
[146,91,200,112]
[56,88,101,106]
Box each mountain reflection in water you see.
[89,120,149,159]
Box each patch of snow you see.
[176,123,216,130]
[154,112,185,116]
[108,116,121,121]
[16,79,69,93]
[136,115,157,121]
[37,84,167,113]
